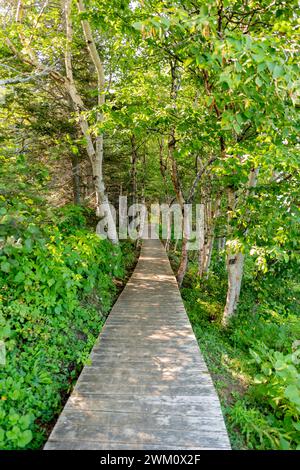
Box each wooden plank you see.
[87,356,206,368]
[49,424,229,448]
[82,363,209,374]
[64,393,225,418]
[45,238,231,450]
[74,383,215,396]
[54,409,224,429]
[77,370,211,384]
[91,346,201,357]
[94,338,197,348]
[44,440,227,450]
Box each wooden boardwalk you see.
[45,239,230,450]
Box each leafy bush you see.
[246,343,300,449]
[0,205,134,449]
[181,253,300,450]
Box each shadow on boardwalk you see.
[44,239,231,450]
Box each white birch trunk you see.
[197,204,205,276]
[177,207,191,287]
[222,168,259,326]
[203,235,214,274]
[8,1,117,242]
[165,217,171,251]
[198,197,220,276]
[223,251,245,325]
[64,0,118,243]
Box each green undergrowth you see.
[0,203,136,449]
[171,250,300,450]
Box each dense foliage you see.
[0,0,299,451]
[0,181,135,448]
[178,250,300,450]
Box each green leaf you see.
[19,414,32,430]
[0,341,6,365]
[17,429,32,447]
[54,305,62,314]
[132,22,144,31]
[292,421,300,431]
[71,145,79,155]
[6,425,20,440]
[279,437,290,450]
[273,64,284,79]
[236,113,245,126]
[14,272,25,283]
[284,385,300,405]
[252,53,265,63]
[200,5,208,16]
[257,62,266,72]
[249,349,262,364]
[233,121,241,134]
[0,261,10,273]
[283,253,289,263]
[10,389,20,400]
[24,239,33,251]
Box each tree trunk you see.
[158,139,172,250]
[7,1,118,241]
[222,168,259,326]
[203,235,214,274]
[170,137,188,286]
[222,251,245,325]
[165,220,171,252]
[198,197,220,276]
[176,237,188,286]
[216,235,226,262]
[159,140,167,248]
[71,153,81,205]
[159,138,170,199]
[137,150,146,246]
[167,60,189,284]
[130,135,138,206]
[197,203,205,276]
[176,210,190,287]
[64,0,118,243]
[217,236,226,252]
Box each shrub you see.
[246,343,300,449]
[181,253,300,450]
[0,207,134,449]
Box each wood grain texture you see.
[44,239,231,450]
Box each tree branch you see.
[187,156,217,203]
[0,68,51,85]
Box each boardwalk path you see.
[45,239,230,450]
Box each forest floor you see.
[169,247,300,450]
